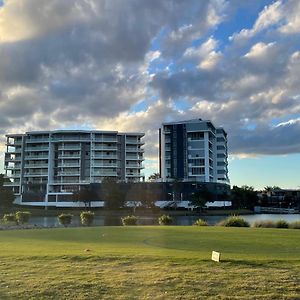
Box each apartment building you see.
[4,130,144,205]
[159,119,229,183]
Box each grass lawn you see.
[0,226,299,299]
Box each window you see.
[191,168,205,175]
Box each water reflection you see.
[29,214,300,227]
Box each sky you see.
[0,0,299,190]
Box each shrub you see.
[3,213,16,224]
[80,211,95,226]
[58,214,73,227]
[158,214,173,225]
[219,215,250,227]
[121,215,138,226]
[275,219,289,228]
[15,211,31,224]
[289,221,300,229]
[193,218,208,226]
[253,220,276,228]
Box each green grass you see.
[0,226,299,299]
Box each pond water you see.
[29,214,300,227]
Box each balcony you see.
[25,147,49,152]
[93,171,117,176]
[93,155,117,159]
[126,140,144,145]
[57,172,80,176]
[126,173,145,177]
[5,164,21,170]
[3,181,21,186]
[24,172,48,177]
[94,137,117,143]
[93,146,117,151]
[52,136,90,142]
[57,163,80,167]
[6,148,22,154]
[93,163,119,168]
[126,147,144,153]
[24,164,48,168]
[51,179,90,184]
[58,146,81,151]
[58,154,81,159]
[126,156,144,161]
[126,164,144,169]
[25,155,48,160]
[26,138,49,143]
[5,156,22,162]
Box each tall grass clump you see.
[219,215,250,227]
[3,213,16,224]
[80,211,95,226]
[193,219,208,226]
[275,219,289,228]
[158,214,173,225]
[253,220,276,228]
[15,211,31,224]
[121,215,138,226]
[58,214,73,227]
[289,221,300,229]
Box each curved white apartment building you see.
[4,130,144,206]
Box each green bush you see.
[275,219,289,228]
[253,220,276,228]
[158,214,173,225]
[15,211,31,224]
[58,214,73,227]
[193,218,208,226]
[80,211,95,226]
[3,213,16,224]
[219,216,250,227]
[121,215,138,226]
[289,221,300,229]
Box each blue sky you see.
[0,0,299,190]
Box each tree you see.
[148,173,160,182]
[231,185,258,210]
[0,174,15,211]
[189,186,213,211]
[72,185,99,209]
[101,178,125,209]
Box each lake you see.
[28,214,300,227]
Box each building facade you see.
[4,130,144,205]
[159,119,229,183]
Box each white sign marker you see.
[211,251,221,262]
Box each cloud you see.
[0,0,300,175]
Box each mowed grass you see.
[0,226,299,299]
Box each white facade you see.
[4,130,144,205]
[159,119,229,183]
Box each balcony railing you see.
[58,146,81,151]
[126,156,144,161]
[25,155,48,160]
[93,146,117,151]
[25,147,49,151]
[24,164,48,168]
[52,136,90,141]
[94,138,117,143]
[26,138,49,143]
[57,163,80,167]
[24,172,48,177]
[3,181,21,186]
[93,155,117,159]
[126,173,145,177]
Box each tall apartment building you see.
[159,119,229,183]
[4,130,144,205]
